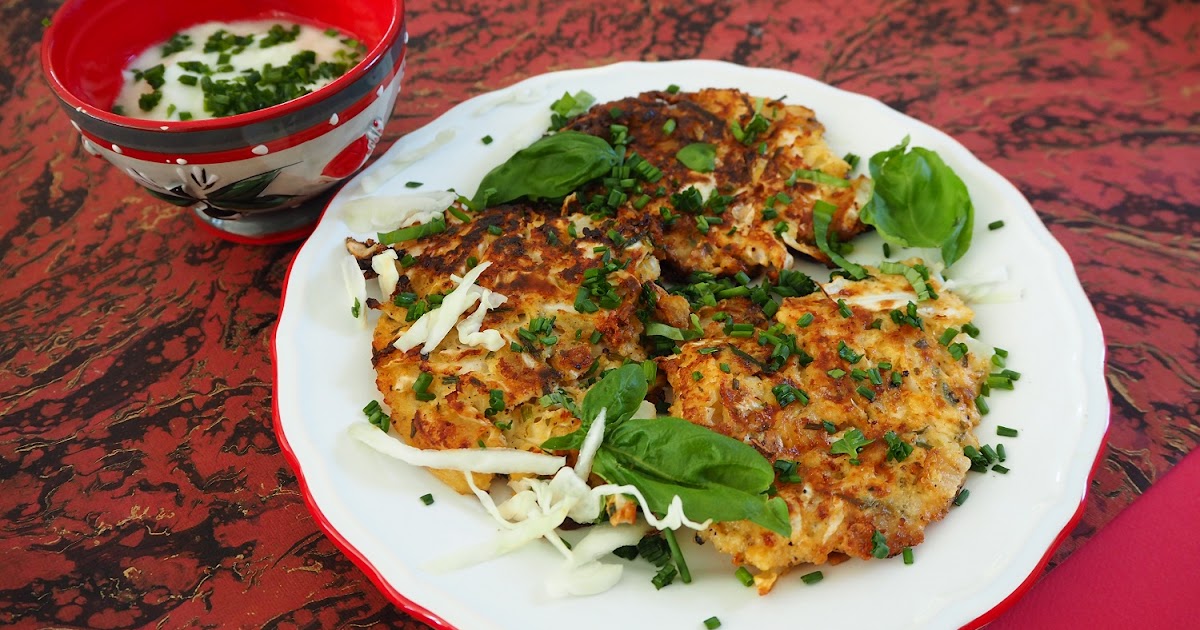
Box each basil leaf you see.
[644,321,702,342]
[861,137,975,266]
[592,417,791,537]
[813,200,867,279]
[471,131,618,207]
[541,363,647,451]
[676,143,716,172]
[580,363,647,429]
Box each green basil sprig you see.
[541,364,792,538]
[471,131,619,208]
[861,137,975,267]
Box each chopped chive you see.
[826,368,846,379]
[481,134,493,144]
[953,488,970,506]
[883,242,892,258]
[962,322,981,338]
[728,327,754,339]
[939,328,959,346]
[419,493,434,505]
[822,420,837,434]
[994,347,1009,358]
[873,530,892,554]
[868,367,883,385]
[992,464,1010,474]
[719,363,731,373]
[692,371,703,382]
[996,443,1007,462]
[447,206,471,223]
[976,395,990,415]
[735,566,754,587]
[703,616,722,629]
[698,347,720,355]
[902,547,914,565]
[981,444,999,463]
[663,118,677,134]
[798,312,814,327]
[997,425,1019,438]
[800,570,823,585]
[856,385,876,401]
[837,299,852,318]
[590,330,603,344]
[488,225,503,236]
[405,181,423,188]
[663,528,692,584]
[378,217,447,244]
[666,84,681,94]
[413,371,433,394]
[988,220,1005,230]
[891,371,902,386]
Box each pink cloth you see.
[987,449,1200,629]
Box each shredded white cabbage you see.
[370,249,399,298]
[425,503,573,573]
[341,190,457,233]
[942,268,1023,304]
[357,129,457,195]
[453,278,508,352]
[348,422,566,474]
[340,254,367,325]
[456,471,645,597]
[632,400,657,420]
[573,408,606,480]
[394,262,504,354]
[566,524,646,567]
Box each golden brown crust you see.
[566,88,870,278]
[357,205,662,492]
[347,90,985,590]
[658,268,987,589]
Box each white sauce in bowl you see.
[113,20,364,122]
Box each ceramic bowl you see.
[41,0,407,244]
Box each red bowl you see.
[41,0,407,242]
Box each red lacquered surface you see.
[3,1,1198,628]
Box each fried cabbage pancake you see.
[658,266,988,592]
[566,88,870,277]
[350,204,661,492]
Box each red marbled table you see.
[2,1,1197,628]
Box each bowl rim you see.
[39,0,406,133]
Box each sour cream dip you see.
[113,20,363,121]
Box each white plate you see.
[273,60,1109,630]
